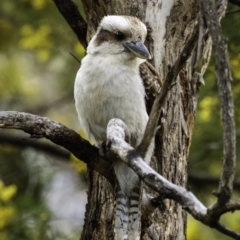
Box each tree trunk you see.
[80,0,211,239]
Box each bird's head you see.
[87,16,151,62]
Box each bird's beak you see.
[122,40,151,59]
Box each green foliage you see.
[0,0,85,124]
[0,0,85,239]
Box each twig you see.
[209,199,240,217]
[69,52,81,63]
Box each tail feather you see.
[115,187,129,240]
[114,185,141,240]
[128,186,141,240]
[113,138,154,240]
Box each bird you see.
[74,15,154,240]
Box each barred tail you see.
[114,186,129,240]
[128,186,141,240]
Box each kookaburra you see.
[74,15,154,240]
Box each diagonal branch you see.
[107,118,240,240]
[52,0,88,48]
[201,0,236,204]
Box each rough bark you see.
[79,0,211,239]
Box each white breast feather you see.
[74,53,148,146]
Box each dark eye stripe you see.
[94,28,126,46]
[94,28,112,46]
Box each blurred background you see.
[0,1,239,239]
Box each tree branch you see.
[201,0,236,204]
[106,118,240,240]
[0,111,114,183]
[52,0,88,48]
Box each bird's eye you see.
[115,31,125,41]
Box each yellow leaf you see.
[32,0,48,10]
[0,184,17,202]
